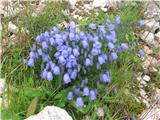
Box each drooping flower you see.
[138,20,144,26]
[79,31,86,39]
[115,17,121,25]
[76,97,84,107]
[100,72,110,83]
[53,66,60,75]
[41,69,47,79]
[73,48,80,57]
[138,49,144,58]
[62,50,68,58]
[70,21,76,30]
[89,23,96,29]
[98,55,105,65]
[70,69,77,80]
[108,23,115,31]
[36,35,42,43]
[49,38,55,46]
[67,91,73,100]
[47,71,53,81]
[109,52,118,61]
[85,58,92,67]
[91,48,99,56]
[93,41,102,49]
[120,43,129,51]
[27,58,34,67]
[59,56,66,65]
[63,73,71,84]
[42,41,48,49]
[82,40,88,49]
[74,87,80,95]
[108,42,115,51]
[83,87,89,96]
[29,51,35,58]
[69,32,75,41]
[89,90,96,100]
[37,48,43,55]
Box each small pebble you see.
[142,75,151,82]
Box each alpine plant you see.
[25,18,144,107]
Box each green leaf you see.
[26,97,39,117]
[24,88,43,98]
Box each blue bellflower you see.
[67,92,73,100]
[83,87,89,96]
[63,73,71,84]
[76,97,84,107]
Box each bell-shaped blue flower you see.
[120,43,129,51]
[115,17,121,25]
[40,69,47,79]
[74,87,80,95]
[53,66,60,75]
[47,71,53,81]
[89,90,96,100]
[63,73,71,84]
[29,51,35,58]
[37,48,43,55]
[138,49,144,58]
[85,58,92,67]
[67,91,73,100]
[27,58,34,67]
[73,48,80,57]
[83,87,89,96]
[82,40,88,49]
[109,52,118,61]
[89,23,96,29]
[42,41,48,49]
[91,48,98,56]
[49,38,55,46]
[98,55,105,65]
[69,32,75,41]
[138,20,144,26]
[70,69,77,80]
[108,42,115,51]
[59,56,66,65]
[76,97,84,107]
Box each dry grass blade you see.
[26,97,39,118]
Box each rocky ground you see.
[0,0,160,120]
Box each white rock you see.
[141,31,156,46]
[0,78,5,96]
[139,106,160,120]
[92,0,107,8]
[8,22,19,34]
[96,107,105,117]
[142,75,151,82]
[25,106,73,120]
[155,31,160,43]
[144,19,160,33]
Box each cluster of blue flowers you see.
[25,18,144,107]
